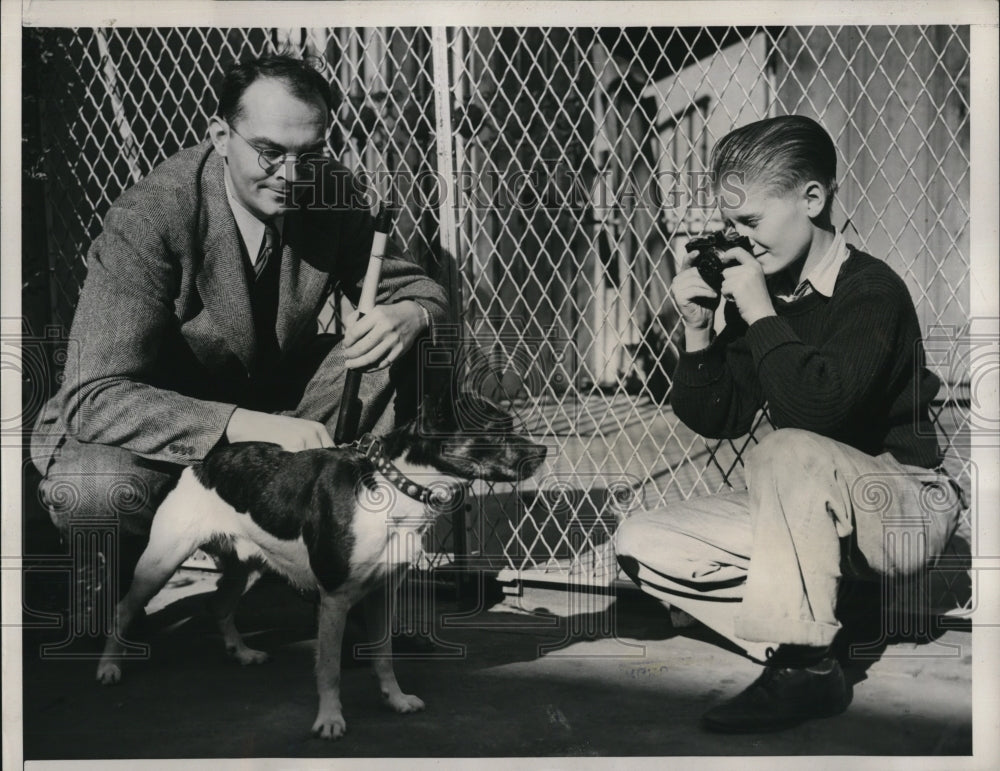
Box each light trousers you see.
[614,429,962,661]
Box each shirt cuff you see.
[417,302,432,334]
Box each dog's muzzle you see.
[514,441,547,480]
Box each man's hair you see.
[217,54,333,125]
[710,115,839,207]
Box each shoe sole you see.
[700,703,849,734]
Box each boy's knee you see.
[612,515,649,560]
[614,518,654,586]
[614,511,744,591]
[747,428,829,474]
[613,514,687,578]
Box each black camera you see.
[684,230,754,292]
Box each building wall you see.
[773,26,971,343]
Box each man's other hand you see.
[342,300,428,371]
[225,409,334,451]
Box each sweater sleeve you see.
[744,273,904,433]
[670,303,766,438]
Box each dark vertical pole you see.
[334,204,391,445]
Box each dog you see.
[96,392,547,739]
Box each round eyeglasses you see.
[227,123,329,174]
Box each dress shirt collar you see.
[773,230,850,302]
[223,169,283,265]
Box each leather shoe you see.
[701,658,850,733]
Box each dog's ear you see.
[417,381,458,434]
[453,393,513,433]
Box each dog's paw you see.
[228,645,270,666]
[96,661,121,685]
[386,692,425,713]
[311,712,347,740]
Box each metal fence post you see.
[431,27,463,319]
[431,26,470,601]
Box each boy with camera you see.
[615,115,963,732]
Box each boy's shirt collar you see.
[223,171,284,265]
[771,230,850,302]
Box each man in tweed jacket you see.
[30,56,449,576]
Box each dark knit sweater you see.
[670,248,942,469]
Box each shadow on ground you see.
[20,564,972,760]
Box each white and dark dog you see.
[96,393,546,739]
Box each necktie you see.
[255,224,279,279]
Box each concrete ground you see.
[18,395,974,761]
[20,567,972,760]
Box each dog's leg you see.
[96,485,203,685]
[311,590,352,740]
[362,572,425,714]
[209,553,269,666]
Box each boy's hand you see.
[670,261,721,352]
[720,247,776,326]
[342,300,427,371]
[670,265,720,330]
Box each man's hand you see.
[669,259,720,352]
[342,300,428,371]
[225,408,333,451]
[719,247,776,326]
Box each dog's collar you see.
[352,434,469,508]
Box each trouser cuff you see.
[736,613,841,648]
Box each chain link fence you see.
[23,26,972,608]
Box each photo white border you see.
[3,2,998,769]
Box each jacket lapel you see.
[276,209,333,351]
[197,151,257,371]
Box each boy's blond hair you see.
[711,115,839,216]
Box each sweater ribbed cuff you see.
[673,345,727,387]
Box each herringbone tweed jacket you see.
[31,140,449,471]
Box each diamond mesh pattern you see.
[443,26,971,602]
[31,27,443,331]
[27,27,971,609]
